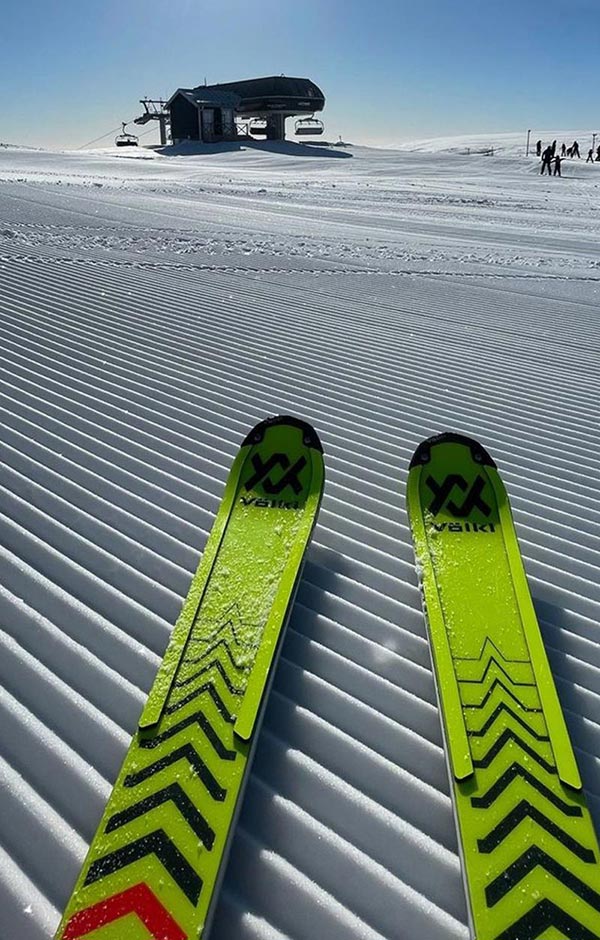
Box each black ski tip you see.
[409,432,496,469]
[242,415,323,452]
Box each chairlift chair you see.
[250,120,267,136]
[115,123,139,147]
[295,117,324,137]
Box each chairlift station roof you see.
[170,76,325,118]
[170,88,242,110]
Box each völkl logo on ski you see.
[425,473,491,518]
[244,452,307,495]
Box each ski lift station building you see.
[167,76,325,143]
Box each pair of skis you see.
[55,418,600,940]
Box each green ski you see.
[407,432,600,940]
[55,415,324,940]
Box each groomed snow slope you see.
[0,140,599,940]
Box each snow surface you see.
[0,138,599,940]
[392,129,593,155]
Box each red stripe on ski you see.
[62,883,186,939]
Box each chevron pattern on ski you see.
[62,883,186,940]
[70,601,255,933]
[105,782,216,850]
[460,672,540,712]
[186,602,261,667]
[465,670,555,772]
[173,658,245,695]
[485,845,600,909]
[55,604,253,937]
[495,899,600,940]
[164,607,259,720]
[165,682,235,722]
[470,727,555,773]
[54,596,261,938]
[454,639,534,686]
[477,800,596,861]
[84,829,203,904]
[123,743,226,799]
[466,701,548,742]
[470,761,580,814]
[139,710,236,760]
[459,638,600,935]
[192,635,254,673]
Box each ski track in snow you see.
[0,140,599,940]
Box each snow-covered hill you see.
[0,140,599,940]
[384,129,594,156]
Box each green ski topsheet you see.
[407,433,600,940]
[55,415,324,940]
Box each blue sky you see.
[2,0,600,148]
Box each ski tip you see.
[409,432,496,469]
[242,415,323,452]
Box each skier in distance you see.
[540,146,553,175]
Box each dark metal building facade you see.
[168,76,325,143]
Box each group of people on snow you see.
[535,138,600,176]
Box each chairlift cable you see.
[77,119,137,150]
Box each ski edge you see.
[139,445,247,732]
[406,461,474,781]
